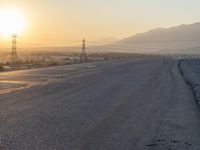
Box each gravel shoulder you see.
[179,59,200,105]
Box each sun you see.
[0,8,26,37]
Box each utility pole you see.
[80,38,88,62]
[10,34,18,69]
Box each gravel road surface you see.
[0,59,200,150]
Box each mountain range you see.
[13,22,200,54]
[115,22,200,54]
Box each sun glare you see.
[0,8,26,37]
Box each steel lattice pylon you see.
[80,38,88,62]
[10,34,18,69]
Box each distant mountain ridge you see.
[116,22,200,54]
[9,22,200,54]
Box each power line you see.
[2,36,200,54]
[80,38,88,62]
[10,34,18,69]
[117,39,200,43]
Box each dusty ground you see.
[0,59,200,150]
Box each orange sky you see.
[0,0,200,49]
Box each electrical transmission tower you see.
[80,38,88,62]
[10,34,18,69]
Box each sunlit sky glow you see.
[0,7,26,36]
[0,0,200,48]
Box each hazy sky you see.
[0,0,200,47]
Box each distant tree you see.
[0,65,4,71]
